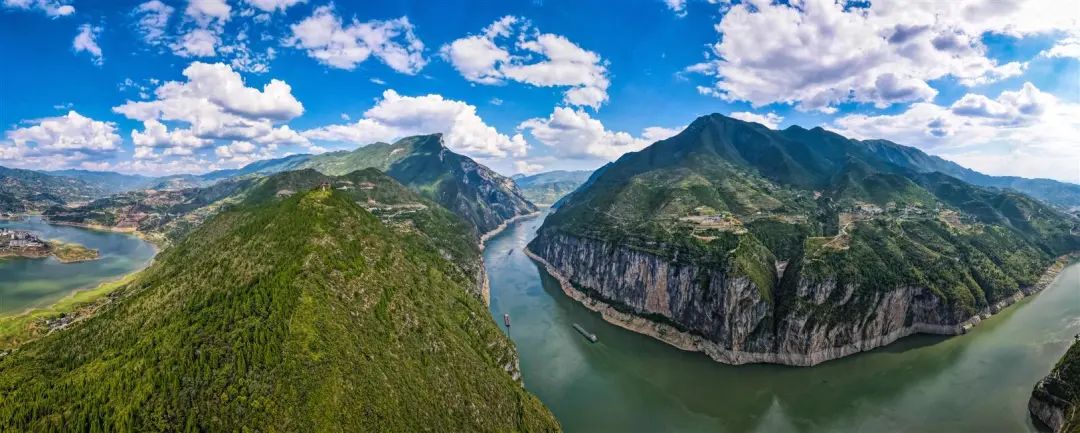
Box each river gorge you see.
[485,211,1080,433]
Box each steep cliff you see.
[530,113,1080,366]
[1031,340,1080,432]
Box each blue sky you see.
[1,0,1077,182]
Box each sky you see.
[0,0,1077,183]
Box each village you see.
[0,228,99,263]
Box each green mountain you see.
[44,169,158,195]
[298,134,536,235]
[530,113,1080,366]
[512,170,592,205]
[152,153,313,190]
[0,177,558,432]
[0,166,104,213]
[857,139,1080,209]
[1031,340,1080,432]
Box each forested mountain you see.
[298,134,536,234]
[512,170,592,205]
[0,166,104,213]
[530,113,1080,366]
[44,169,158,195]
[1031,340,1080,433]
[0,178,558,432]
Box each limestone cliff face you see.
[529,232,1063,366]
[1029,341,1080,432]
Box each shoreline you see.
[479,211,542,250]
[524,245,1074,366]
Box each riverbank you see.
[525,246,1075,366]
[480,211,542,250]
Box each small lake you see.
[485,211,1080,433]
[0,217,156,315]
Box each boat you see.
[503,313,511,328]
[572,323,598,343]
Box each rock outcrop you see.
[1030,340,1080,432]
[529,231,1072,366]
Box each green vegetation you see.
[298,134,536,234]
[512,170,592,205]
[536,113,1080,331]
[1034,340,1080,432]
[0,187,558,432]
[45,241,99,263]
[0,166,105,213]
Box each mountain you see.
[0,179,558,432]
[857,139,1080,209]
[512,170,592,205]
[44,169,158,195]
[528,113,1080,366]
[1031,340,1080,432]
[298,134,536,235]
[0,166,104,213]
[151,153,313,190]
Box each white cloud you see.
[134,1,174,46]
[2,0,73,17]
[665,0,687,17]
[686,0,1072,112]
[285,5,426,74]
[441,16,611,110]
[518,107,680,161]
[185,0,230,28]
[1042,31,1080,60]
[73,24,104,65]
[832,82,1080,182]
[0,111,121,167]
[303,89,527,158]
[171,28,220,57]
[729,111,783,129]
[114,62,309,161]
[243,0,304,12]
[514,160,544,174]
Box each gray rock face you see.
[529,232,1059,366]
[1029,377,1069,433]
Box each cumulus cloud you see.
[832,82,1080,182]
[0,111,121,168]
[303,89,527,158]
[1,0,73,17]
[171,28,219,57]
[441,16,611,110]
[285,5,426,74]
[73,24,104,65]
[243,0,304,12]
[114,62,309,161]
[685,0,1071,112]
[1042,31,1080,60]
[518,107,680,161]
[665,0,687,17]
[185,0,230,28]
[729,111,784,129]
[134,1,174,46]
[514,160,544,174]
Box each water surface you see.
[485,212,1080,433]
[0,217,156,315]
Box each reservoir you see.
[0,217,156,315]
[485,212,1080,433]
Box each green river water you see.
[0,217,156,315]
[485,212,1080,433]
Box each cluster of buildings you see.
[0,228,45,249]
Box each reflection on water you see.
[485,212,1080,433]
[0,217,156,315]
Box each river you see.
[485,212,1080,433]
[0,217,156,315]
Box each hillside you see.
[530,113,1080,366]
[1031,340,1080,432]
[298,134,536,235]
[0,166,104,213]
[512,170,592,205]
[44,169,158,195]
[0,185,558,432]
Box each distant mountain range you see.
[529,113,1080,366]
[0,171,558,431]
[512,170,593,205]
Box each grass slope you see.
[0,188,558,432]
